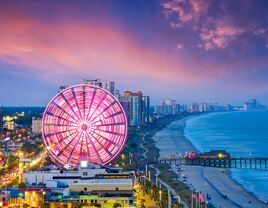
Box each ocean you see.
[184,111,268,202]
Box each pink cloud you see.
[0,14,223,87]
[176,43,183,49]
[199,21,245,50]
[162,0,210,24]
[161,0,268,50]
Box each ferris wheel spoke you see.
[46,111,78,126]
[82,86,86,120]
[94,128,125,137]
[43,123,77,128]
[90,133,114,158]
[71,87,83,121]
[85,88,96,121]
[60,92,82,121]
[57,129,79,156]
[51,101,79,123]
[51,128,79,146]
[44,128,77,138]
[92,130,121,147]
[95,122,126,127]
[85,130,103,164]
[66,131,84,164]
[89,110,123,126]
[84,131,91,161]
[88,100,116,125]
[87,92,108,123]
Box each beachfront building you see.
[142,96,150,123]
[154,99,179,116]
[120,91,143,126]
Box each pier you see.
[159,157,268,169]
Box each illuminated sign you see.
[20,158,32,163]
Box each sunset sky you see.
[1,0,268,106]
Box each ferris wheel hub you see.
[81,123,88,131]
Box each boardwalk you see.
[159,157,268,169]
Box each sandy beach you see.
[153,117,268,208]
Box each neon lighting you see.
[42,84,128,166]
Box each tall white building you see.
[82,79,115,95]
[32,117,42,134]
[160,99,178,115]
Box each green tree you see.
[23,204,30,208]
[43,156,53,166]
[20,141,35,154]
[113,203,122,208]
[18,182,26,189]
[40,202,50,208]
[74,203,82,208]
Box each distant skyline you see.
[1,0,268,106]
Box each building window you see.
[83,172,88,176]
[84,187,87,191]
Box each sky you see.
[0,0,268,106]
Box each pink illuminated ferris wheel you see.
[42,84,128,166]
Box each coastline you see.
[152,114,268,208]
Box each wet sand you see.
[153,117,268,208]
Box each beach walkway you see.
[140,135,189,208]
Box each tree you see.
[113,203,122,208]
[20,141,36,154]
[18,182,26,189]
[40,202,50,208]
[23,204,30,208]
[43,156,53,166]
[74,204,83,208]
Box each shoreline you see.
[152,114,268,208]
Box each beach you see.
[153,117,268,208]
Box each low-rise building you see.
[23,166,107,187]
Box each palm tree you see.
[23,204,30,208]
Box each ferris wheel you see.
[42,84,128,166]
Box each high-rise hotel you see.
[120,91,150,126]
